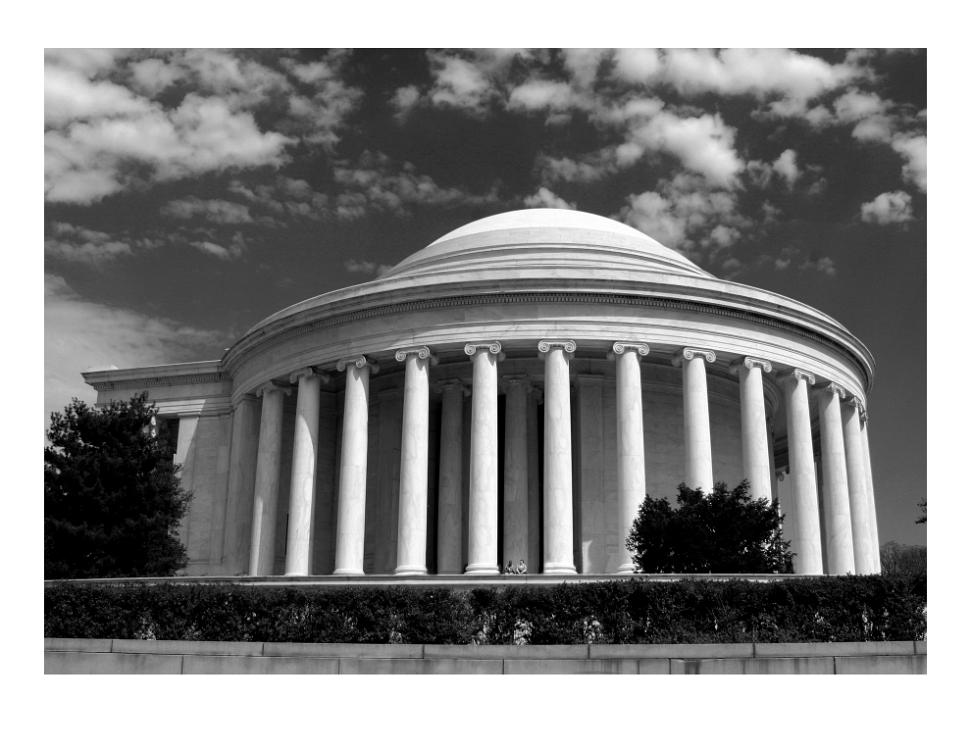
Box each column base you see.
[465,563,500,575]
[615,563,636,575]
[542,563,577,575]
[332,568,365,576]
[394,565,428,575]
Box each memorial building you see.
[82,208,881,578]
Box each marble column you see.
[842,395,876,574]
[436,380,466,574]
[285,367,326,576]
[539,339,577,575]
[675,348,716,493]
[334,356,376,575]
[860,411,881,572]
[612,341,649,574]
[784,370,823,574]
[734,357,774,504]
[465,342,502,575]
[817,383,855,574]
[502,376,530,571]
[249,382,288,576]
[394,346,434,575]
[222,394,259,575]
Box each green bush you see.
[45,575,926,644]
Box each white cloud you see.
[611,49,662,84]
[618,174,756,262]
[891,135,926,191]
[162,197,254,224]
[44,274,227,425]
[524,187,575,209]
[621,110,743,186]
[128,57,185,97]
[772,149,800,187]
[562,49,608,89]
[45,66,153,127]
[537,152,615,183]
[663,48,852,101]
[45,222,133,262]
[861,190,914,224]
[44,50,367,204]
[508,80,576,112]
[331,151,499,219]
[427,53,495,114]
[344,258,393,277]
[45,91,295,204]
[392,85,421,120]
[191,231,247,260]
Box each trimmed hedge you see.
[44,575,926,644]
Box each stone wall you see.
[45,638,926,675]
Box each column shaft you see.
[334,358,371,575]
[503,378,529,570]
[285,370,322,576]
[541,341,576,575]
[784,372,823,574]
[614,343,648,574]
[737,359,773,504]
[437,383,465,574]
[681,350,714,492]
[817,385,855,574]
[860,418,881,572]
[465,344,500,575]
[222,395,259,575]
[395,350,431,575]
[842,398,875,573]
[249,385,286,576]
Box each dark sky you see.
[44,48,927,546]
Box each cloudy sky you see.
[43,47,926,545]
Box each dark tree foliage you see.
[625,481,793,574]
[45,393,190,579]
[916,498,926,525]
[880,541,926,577]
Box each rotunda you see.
[83,208,880,577]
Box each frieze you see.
[222,291,873,391]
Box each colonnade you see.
[240,341,880,577]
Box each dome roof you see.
[384,208,711,280]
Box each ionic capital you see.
[464,341,504,361]
[787,368,816,386]
[609,341,650,360]
[538,339,576,359]
[289,366,330,385]
[336,355,379,374]
[672,347,716,367]
[818,382,845,399]
[256,381,291,399]
[731,356,772,375]
[394,345,438,365]
[847,395,865,415]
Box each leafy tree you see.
[880,541,926,576]
[916,498,926,525]
[625,481,793,574]
[45,393,190,579]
